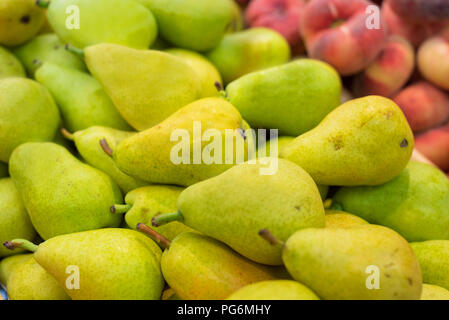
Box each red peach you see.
[418,27,449,91]
[389,0,449,23]
[353,35,414,97]
[415,123,449,171]
[393,81,449,133]
[246,0,306,55]
[301,0,388,75]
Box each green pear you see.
[9,142,123,240]
[35,63,131,132]
[112,185,194,240]
[227,0,244,33]
[324,210,369,228]
[161,288,181,300]
[278,225,422,300]
[411,240,449,290]
[281,96,414,186]
[0,254,32,286]
[0,78,60,162]
[64,126,146,193]
[13,33,86,77]
[0,178,36,258]
[333,162,449,241]
[113,97,253,186]
[0,0,45,46]
[207,28,291,84]
[226,280,319,300]
[226,59,341,136]
[38,0,157,49]
[140,229,285,300]
[421,284,449,300]
[153,158,325,265]
[0,162,7,178]
[5,229,164,300]
[7,257,70,300]
[165,48,223,98]
[85,43,202,131]
[0,46,25,79]
[137,0,234,51]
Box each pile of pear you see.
[0,0,448,301]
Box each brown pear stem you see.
[258,229,284,246]
[60,128,74,140]
[137,223,171,249]
[100,139,113,157]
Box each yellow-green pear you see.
[85,43,202,131]
[411,240,449,290]
[0,46,25,79]
[9,142,123,240]
[226,280,319,300]
[421,284,449,300]
[65,126,147,193]
[153,158,325,265]
[281,96,414,186]
[0,178,36,258]
[325,210,369,228]
[165,48,223,98]
[113,97,254,186]
[0,254,32,286]
[277,225,422,300]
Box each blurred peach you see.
[389,0,449,23]
[415,123,449,171]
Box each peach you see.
[418,27,449,90]
[389,0,449,23]
[245,0,306,55]
[393,82,449,133]
[353,35,414,97]
[301,0,388,75]
[415,123,449,171]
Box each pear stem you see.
[99,139,113,157]
[258,229,284,246]
[329,202,343,211]
[152,211,183,227]
[137,223,171,249]
[65,44,85,58]
[110,204,132,214]
[36,0,50,8]
[3,239,38,252]
[214,81,228,100]
[60,128,74,141]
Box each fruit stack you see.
[0,0,448,301]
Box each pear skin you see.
[333,162,449,241]
[0,254,32,286]
[226,280,319,300]
[411,240,449,291]
[0,46,25,79]
[324,210,369,228]
[0,78,60,162]
[9,142,123,240]
[421,284,449,300]
[85,43,202,131]
[282,225,422,300]
[281,96,414,186]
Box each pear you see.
[227,0,244,33]
[85,43,202,131]
[0,46,25,79]
[411,240,449,290]
[207,28,290,84]
[0,78,60,162]
[165,48,223,98]
[421,284,449,300]
[13,34,86,77]
[38,0,157,49]
[275,225,422,300]
[113,97,253,186]
[226,280,319,300]
[0,254,32,286]
[0,178,36,258]
[226,59,341,136]
[9,142,123,240]
[333,162,449,241]
[325,210,369,228]
[153,158,325,265]
[0,0,45,46]
[137,0,234,51]
[5,229,164,300]
[281,96,414,186]
[112,185,194,240]
[35,63,131,132]
[7,257,70,300]
[64,126,146,193]
[138,227,285,300]
[0,162,7,178]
